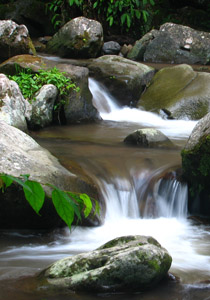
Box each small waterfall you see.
[89,78,197,139]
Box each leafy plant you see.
[0,173,99,230]
[9,66,79,103]
[46,0,155,33]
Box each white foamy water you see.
[89,78,197,139]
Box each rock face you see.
[88,55,155,106]
[129,23,210,65]
[0,121,101,229]
[0,73,31,131]
[46,17,103,59]
[181,113,210,216]
[0,20,35,62]
[124,128,174,148]
[42,235,172,292]
[0,0,54,37]
[0,55,99,125]
[29,84,58,130]
[138,64,210,120]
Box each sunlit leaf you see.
[80,193,92,218]
[23,180,45,215]
[52,189,77,229]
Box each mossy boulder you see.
[124,128,174,148]
[41,235,172,293]
[88,55,155,106]
[138,64,210,120]
[46,17,103,59]
[181,112,210,216]
[0,20,36,63]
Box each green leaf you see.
[0,175,13,189]
[52,189,78,229]
[80,193,92,218]
[121,13,127,25]
[135,10,141,19]
[93,2,98,8]
[23,180,45,215]
[142,10,148,22]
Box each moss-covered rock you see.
[124,128,174,148]
[41,235,172,292]
[138,64,210,120]
[88,55,155,106]
[46,17,103,59]
[181,112,210,216]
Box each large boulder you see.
[130,23,210,65]
[0,20,35,62]
[138,64,210,120]
[181,112,210,216]
[124,128,174,148]
[46,17,103,59]
[0,73,31,131]
[0,55,99,125]
[0,120,102,229]
[42,235,172,292]
[88,55,155,106]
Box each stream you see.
[0,78,210,299]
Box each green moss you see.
[181,134,210,197]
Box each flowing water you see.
[0,78,210,300]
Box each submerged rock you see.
[181,112,210,216]
[124,128,174,148]
[138,64,210,120]
[42,235,172,292]
[88,55,155,106]
[46,17,103,59]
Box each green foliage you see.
[47,0,155,33]
[0,173,98,230]
[9,66,79,103]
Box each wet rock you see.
[124,128,174,148]
[102,41,121,55]
[181,112,210,216]
[88,55,155,106]
[42,235,172,292]
[28,84,58,130]
[138,64,210,120]
[0,20,35,62]
[0,120,102,229]
[46,17,103,59]
[0,73,31,131]
[143,23,210,65]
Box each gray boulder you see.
[28,84,58,130]
[42,235,172,292]
[0,120,102,229]
[143,23,210,65]
[0,20,35,62]
[0,73,31,131]
[88,55,155,106]
[102,41,121,55]
[46,17,103,59]
[138,64,210,120]
[124,128,174,148]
